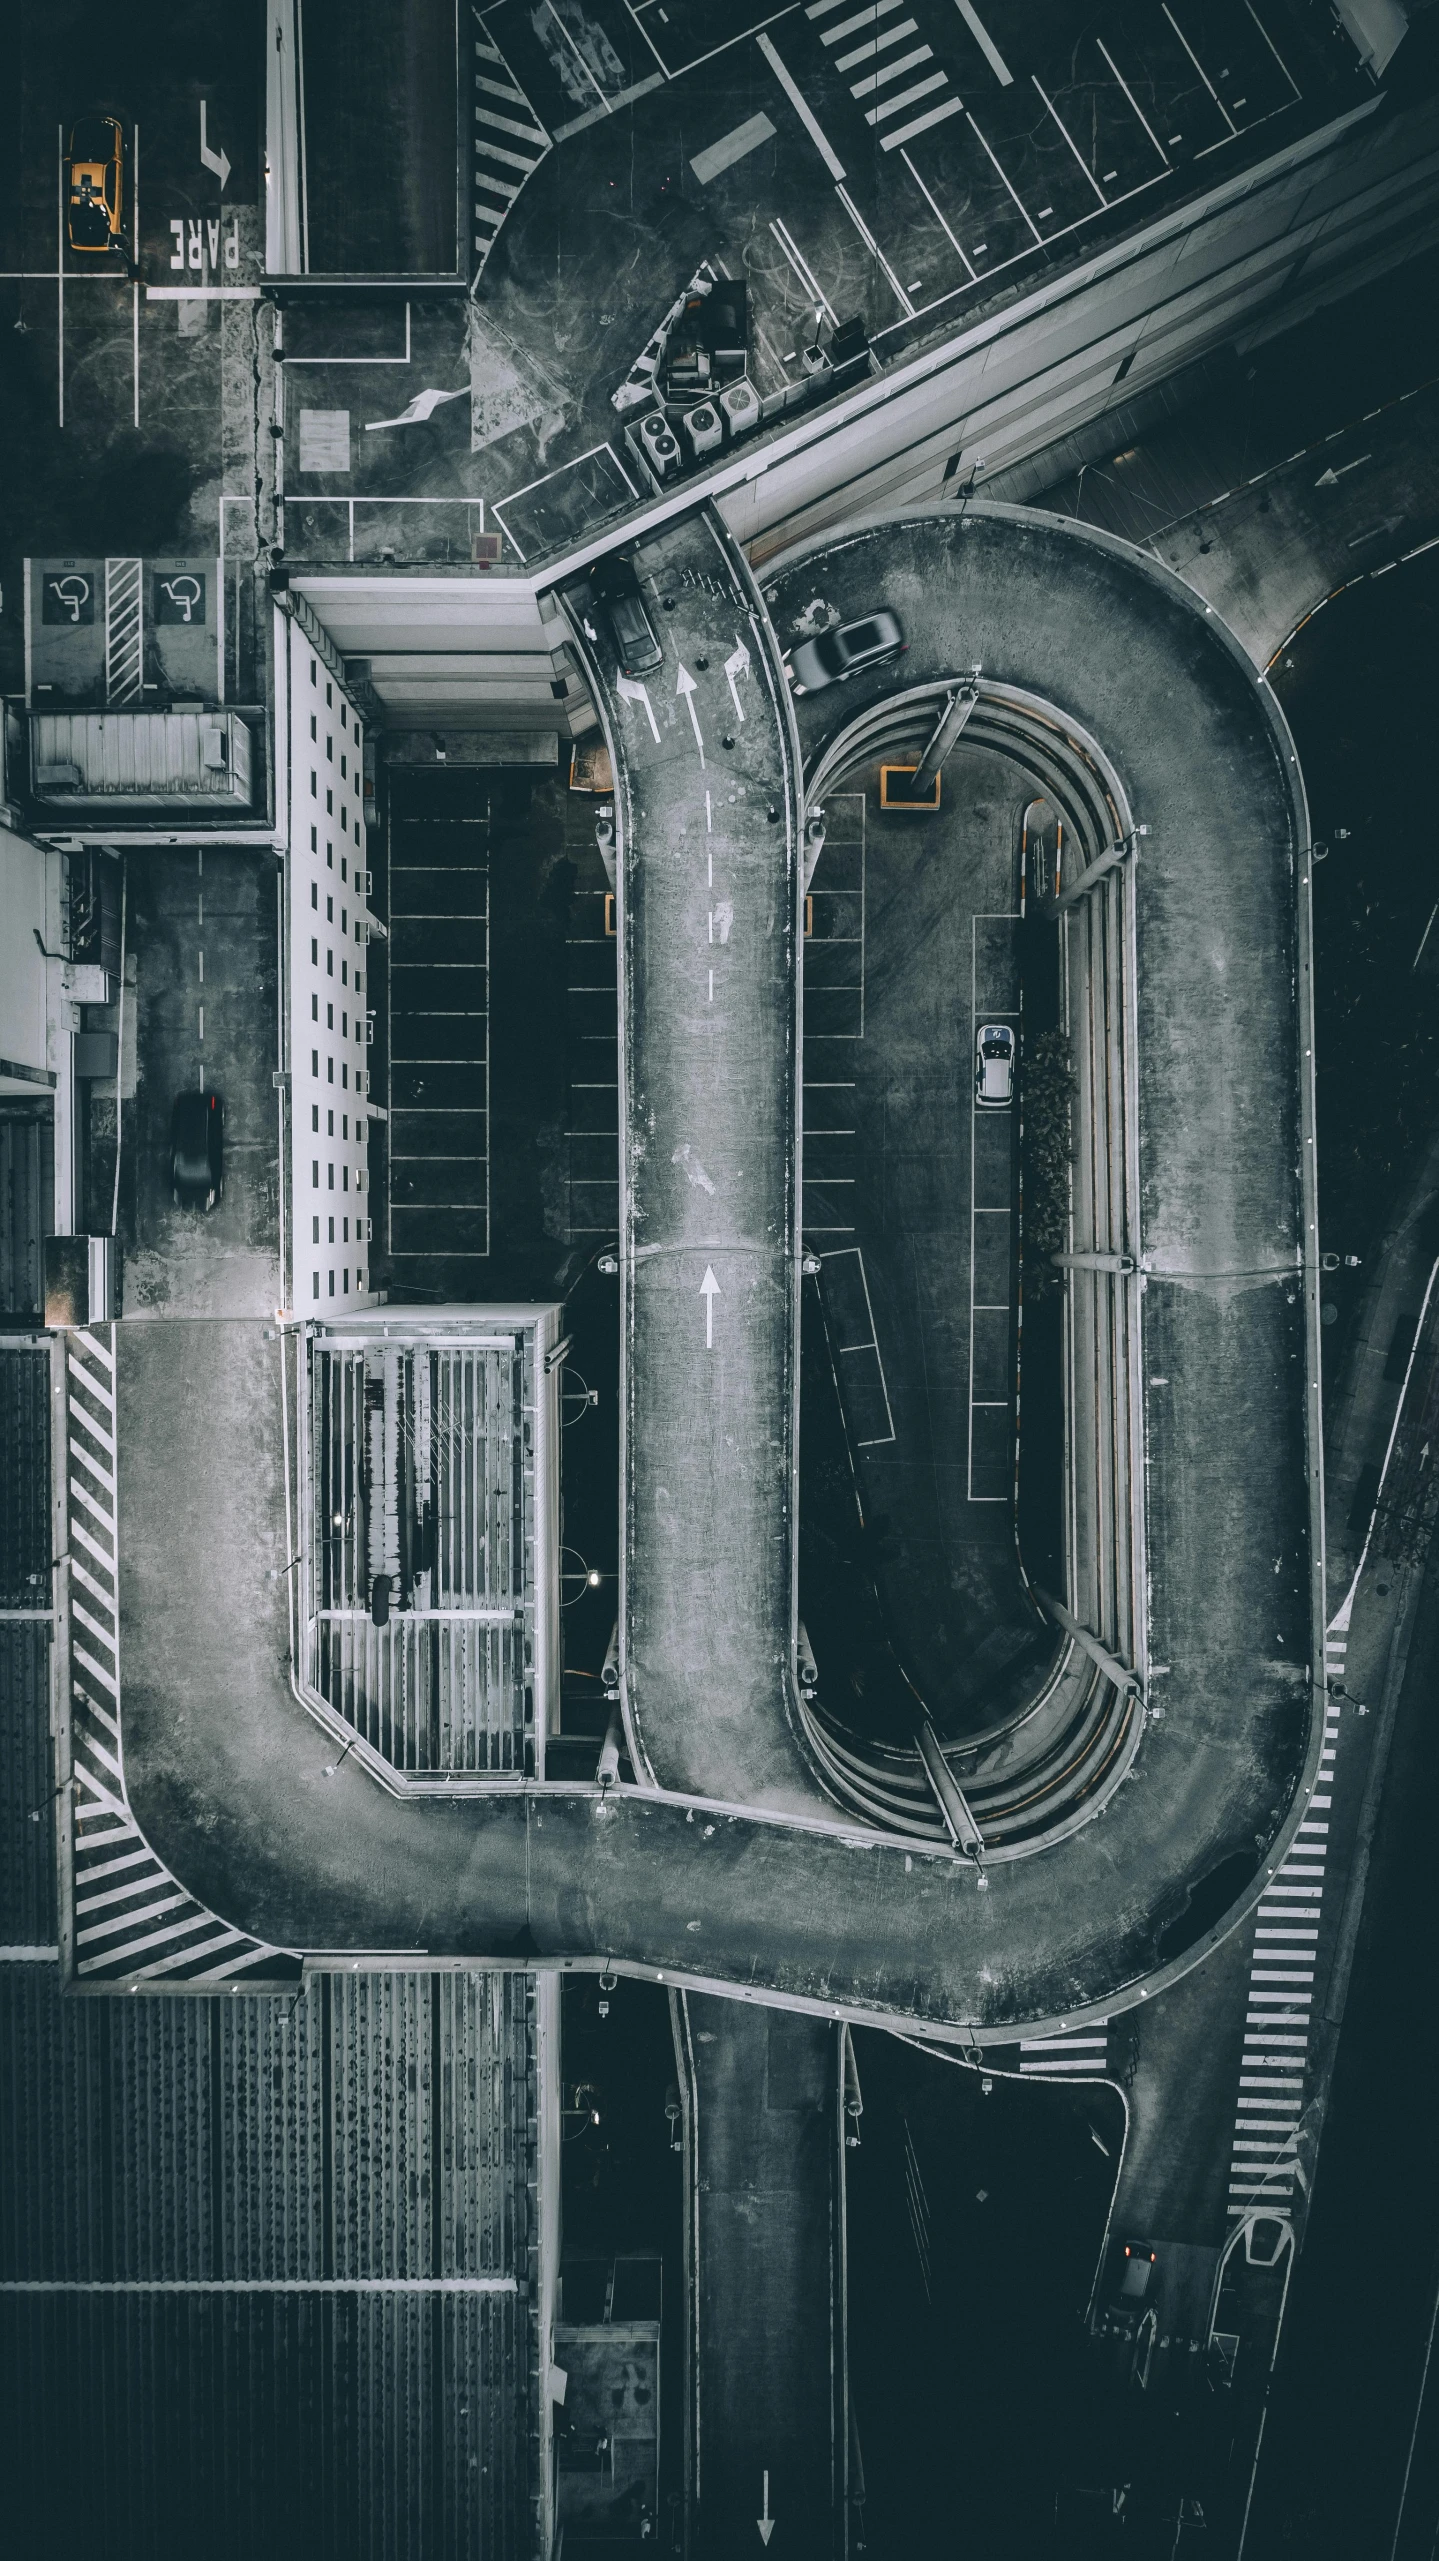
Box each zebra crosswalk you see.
[1018,2027,1109,2074]
[473,32,551,278]
[62,1327,293,1989]
[1223,1670,1342,2221]
[805,0,965,153]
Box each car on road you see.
[975,1022,1015,1108]
[170,1089,224,1211]
[787,611,905,694]
[594,554,663,679]
[65,116,125,255]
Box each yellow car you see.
[66,116,124,254]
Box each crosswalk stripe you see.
[821,0,907,45]
[851,43,932,95]
[835,17,918,69]
[476,102,550,146]
[881,93,965,147]
[470,30,550,279]
[867,68,949,122]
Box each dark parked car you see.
[787,610,905,694]
[171,1089,223,1210]
[594,553,662,678]
[66,116,125,255]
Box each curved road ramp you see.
[65,502,1325,2045]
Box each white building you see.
[282,614,378,1310]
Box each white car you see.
[975,1023,1015,1109]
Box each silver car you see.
[975,1023,1015,1109]
[788,610,905,694]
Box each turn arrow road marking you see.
[724,634,751,722]
[676,661,705,765]
[617,674,660,740]
[200,101,231,190]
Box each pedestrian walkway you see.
[472,27,551,280]
[62,1328,291,1988]
[1222,1682,1341,2220]
[1018,2026,1110,2074]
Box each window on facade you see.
[311,1049,319,1076]
[310,937,318,965]
[327,842,333,868]
[311,994,318,1022]
[343,1167,349,1193]
[326,1003,333,1029]
[327,1058,333,1083]
[311,1106,319,1133]
[343,1271,349,1294]
[328,1216,334,1242]
[327,1165,334,1190]
[342,1115,348,1140]
[310,827,317,853]
[312,1217,319,1243]
[343,1218,349,1243]
[313,1273,320,1299]
[310,715,317,741]
[326,682,332,706]
[310,773,316,798]
[328,1272,335,1296]
[310,883,317,910]
[312,1161,319,1187]
[326,790,333,814]
[327,1110,334,1135]
[326,736,333,762]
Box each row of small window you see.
[312,1270,363,1299]
[311,1050,363,1089]
[313,1217,369,1245]
[309,659,358,735]
[310,996,366,1041]
[312,1161,365,1193]
[308,713,357,782]
[308,827,359,881]
[308,942,362,994]
[309,770,359,842]
[308,883,364,941]
[311,1107,362,1139]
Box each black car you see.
[593,553,662,678]
[171,1089,223,1210]
[787,610,905,694]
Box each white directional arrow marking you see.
[200,101,231,191]
[724,635,751,723]
[757,2470,775,2547]
[617,674,660,741]
[676,662,705,767]
[700,1265,720,1351]
[1314,454,1371,487]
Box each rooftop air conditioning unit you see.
[683,403,723,458]
[719,379,760,439]
[639,412,682,480]
[471,532,503,566]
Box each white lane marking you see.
[769,217,837,325]
[724,635,751,720]
[700,1265,721,1346]
[868,69,949,124]
[882,92,964,148]
[1032,76,1108,203]
[1096,38,1170,168]
[835,17,918,71]
[835,185,915,315]
[676,661,705,764]
[617,674,660,740]
[757,32,847,180]
[953,0,1012,82]
[691,111,777,186]
[822,0,908,41]
[964,108,1040,234]
[900,148,977,276]
[1163,3,1238,134]
[851,44,932,96]
[705,788,713,832]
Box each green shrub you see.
[1021,1028,1074,1298]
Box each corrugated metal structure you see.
[29,711,253,809]
[302,1311,562,1780]
[0,1964,543,2559]
[0,1337,548,2557]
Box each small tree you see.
[1021,1028,1075,1299]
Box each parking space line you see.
[953,0,1011,85]
[899,148,977,276]
[1032,77,1107,205]
[1163,4,1238,136]
[757,31,847,179]
[851,43,931,96]
[1096,39,1170,169]
[1246,0,1301,100]
[965,108,1041,239]
[770,217,838,324]
[56,123,63,429]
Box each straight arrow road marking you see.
[700,1265,720,1349]
[676,661,705,765]
[724,634,751,721]
[1347,514,1404,548]
[617,673,659,740]
[199,101,230,190]
[758,2469,775,2545]
[1314,454,1370,486]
